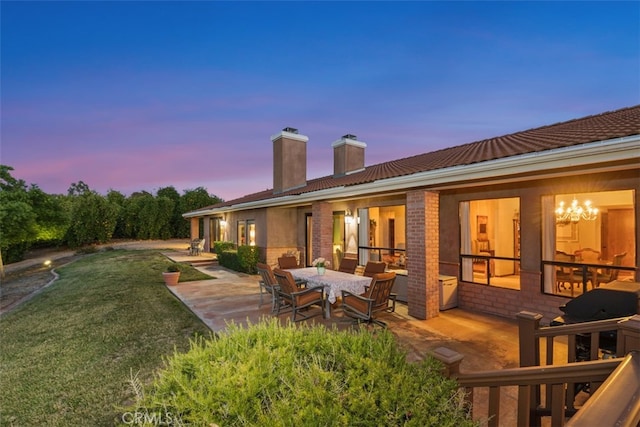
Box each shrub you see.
[125,319,475,426]
[217,245,259,273]
[237,245,259,274]
[212,241,235,255]
[217,249,241,271]
[166,263,181,273]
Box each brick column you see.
[406,190,439,320]
[312,202,333,265]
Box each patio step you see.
[189,258,218,267]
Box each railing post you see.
[617,314,640,356]
[517,311,543,427]
[517,311,543,367]
[429,346,464,377]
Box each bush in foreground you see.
[125,319,475,426]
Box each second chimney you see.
[332,134,366,177]
[271,127,308,194]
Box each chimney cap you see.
[342,134,357,140]
[283,127,299,134]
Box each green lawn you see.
[0,250,212,426]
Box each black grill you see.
[551,281,640,359]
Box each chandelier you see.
[555,198,598,225]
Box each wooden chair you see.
[363,261,386,277]
[338,257,358,274]
[273,268,325,322]
[575,248,600,264]
[596,252,627,286]
[555,251,582,295]
[472,239,494,278]
[574,248,602,288]
[256,263,280,313]
[341,272,396,327]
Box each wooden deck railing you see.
[431,313,640,427]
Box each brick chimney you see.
[332,134,366,177]
[271,127,308,194]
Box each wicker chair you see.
[341,272,396,327]
[273,268,325,322]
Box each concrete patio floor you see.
[166,251,522,371]
[165,250,529,425]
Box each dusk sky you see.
[2,1,638,201]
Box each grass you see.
[0,249,213,426]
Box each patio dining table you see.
[286,267,372,317]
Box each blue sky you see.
[2,1,638,201]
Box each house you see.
[184,106,640,322]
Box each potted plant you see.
[162,264,181,286]
[312,257,329,275]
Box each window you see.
[542,190,635,296]
[237,220,256,246]
[248,220,256,246]
[460,198,520,289]
[237,221,246,246]
[357,205,406,270]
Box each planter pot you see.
[162,272,181,286]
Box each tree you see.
[107,190,127,239]
[0,166,37,262]
[177,187,222,237]
[67,181,91,196]
[28,185,70,245]
[157,186,182,237]
[65,191,120,248]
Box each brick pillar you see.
[406,190,439,320]
[312,202,333,266]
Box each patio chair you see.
[273,268,325,322]
[341,271,396,327]
[277,256,308,286]
[277,255,299,269]
[361,261,396,310]
[338,257,358,274]
[196,238,205,255]
[257,263,281,313]
[363,261,386,277]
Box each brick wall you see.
[458,269,571,323]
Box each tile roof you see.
[208,105,640,209]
